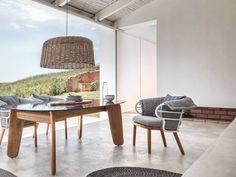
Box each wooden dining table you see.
[7,100,125,175]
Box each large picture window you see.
[0,0,102,100]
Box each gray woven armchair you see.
[133,95,196,154]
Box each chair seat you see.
[133,115,163,128]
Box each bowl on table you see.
[66,95,83,102]
[105,95,115,102]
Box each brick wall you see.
[184,107,236,122]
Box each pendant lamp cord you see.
[66,0,68,36]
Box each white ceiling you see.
[34,0,155,28]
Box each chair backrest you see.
[135,97,164,116]
[135,102,142,114]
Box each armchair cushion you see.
[133,115,180,131]
[0,96,36,109]
[31,94,50,102]
[0,100,7,107]
[140,97,164,116]
[19,98,38,104]
[0,95,20,106]
[31,94,63,102]
[133,115,162,128]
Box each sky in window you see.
[0,0,101,82]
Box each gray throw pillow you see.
[161,94,186,103]
[164,97,196,111]
[153,94,185,117]
[28,96,44,103]
[31,94,63,102]
[0,100,7,107]
[32,94,50,102]
[19,98,37,104]
[0,95,20,106]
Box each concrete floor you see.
[1,115,107,143]
[0,113,228,177]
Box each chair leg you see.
[46,123,50,136]
[0,129,6,145]
[78,116,83,139]
[147,129,151,154]
[133,124,137,146]
[33,123,39,138]
[34,124,38,147]
[160,130,167,147]
[64,119,68,140]
[173,132,185,155]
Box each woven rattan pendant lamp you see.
[40,1,95,69]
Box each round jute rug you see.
[87,167,182,177]
[0,168,17,177]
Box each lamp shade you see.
[40,36,95,69]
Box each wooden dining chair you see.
[45,120,68,139]
[45,115,83,140]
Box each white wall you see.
[117,31,156,112]
[117,32,140,111]
[116,0,236,108]
[140,40,156,99]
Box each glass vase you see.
[102,81,108,101]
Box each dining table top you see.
[11,99,125,112]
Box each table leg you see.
[107,104,124,145]
[7,110,24,158]
[50,112,56,175]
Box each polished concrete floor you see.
[0,113,228,177]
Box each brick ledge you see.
[183,106,236,122]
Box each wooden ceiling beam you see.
[95,0,136,21]
[32,0,114,28]
[54,0,71,7]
